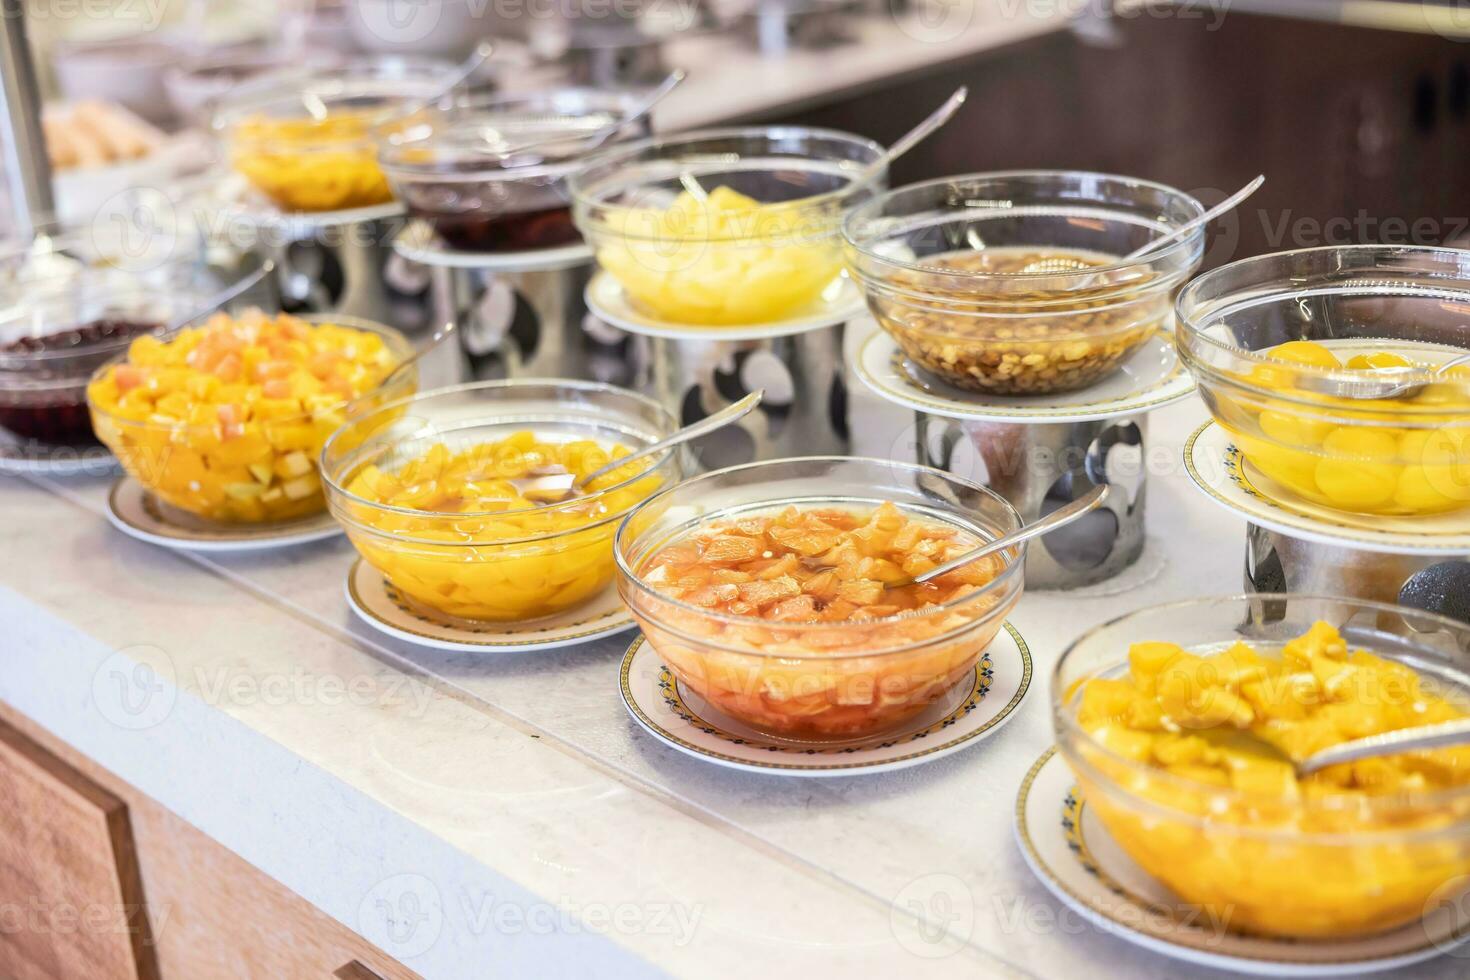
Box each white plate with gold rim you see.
[585,270,866,342]
[619,624,1032,776]
[1184,421,1470,555]
[345,559,635,652]
[107,476,341,551]
[1014,747,1470,975]
[853,328,1196,423]
[392,221,593,273]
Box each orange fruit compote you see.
[629,502,1018,738]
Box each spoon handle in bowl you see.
[574,390,764,489]
[1297,718,1470,775]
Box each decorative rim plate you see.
[853,328,1196,423]
[345,559,636,652]
[1014,747,1469,975]
[392,221,593,272]
[1184,421,1470,555]
[619,623,1032,776]
[0,434,118,477]
[107,477,341,551]
[586,271,867,342]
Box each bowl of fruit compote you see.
[88,308,413,522]
[570,127,885,327]
[1055,594,1470,939]
[1177,245,1470,517]
[615,456,1024,739]
[321,380,678,623]
[379,88,649,255]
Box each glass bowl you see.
[1177,245,1470,516]
[214,61,457,213]
[843,171,1205,395]
[1054,593,1470,940]
[0,246,261,448]
[380,88,652,254]
[570,127,885,326]
[614,456,1024,739]
[89,311,414,523]
[321,380,680,622]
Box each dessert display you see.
[88,309,412,522]
[1177,245,1470,517]
[616,457,1024,738]
[1056,596,1470,940]
[42,100,163,171]
[214,61,458,213]
[844,172,1205,395]
[380,89,644,254]
[322,381,679,622]
[223,105,400,213]
[571,128,884,326]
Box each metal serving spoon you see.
[1019,175,1265,275]
[1310,350,1470,402]
[889,483,1111,588]
[677,86,966,203]
[1294,717,1470,776]
[512,390,764,504]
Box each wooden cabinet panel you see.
[0,704,418,980]
[0,719,160,980]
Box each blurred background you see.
[3,0,1470,260]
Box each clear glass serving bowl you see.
[614,456,1024,739]
[0,247,257,448]
[570,127,885,326]
[215,60,457,213]
[843,171,1204,395]
[321,380,679,622]
[89,312,414,523]
[380,88,651,254]
[1176,245,1470,516]
[1054,593,1470,939]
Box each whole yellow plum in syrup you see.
[1220,339,1470,515]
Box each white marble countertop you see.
[2,337,1464,979]
[652,2,1071,130]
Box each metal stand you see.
[1245,523,1470,626]
[630,326,851,470]
[915,413,1147,588]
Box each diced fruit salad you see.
[597,186,843,326]
[88,309,403,522]
[338,432,663,622]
